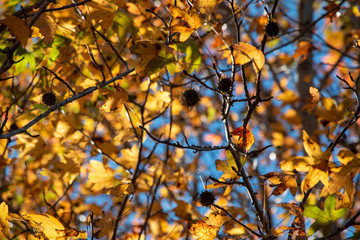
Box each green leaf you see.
[114,10,136,43]
[13,48,36,74]
[304,195,348,236]
[170,39,202,73]
[325,195,348,222]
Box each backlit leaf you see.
[304,195,347,236]
[270,175,297,197]
[106,182,134,196]
[190,221,218,240]
[293,41,316,62]
[22,213,65,239]
[0,202,9,239]
[87,160,115,192]
[193,0,222,13]
[130,41,176,77]
[99,86,128,112]
[233,43,265,73]
[0,15,31,46]
[232,126,255,152]
[302,86,320,112]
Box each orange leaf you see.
[233,42,265,73]
[302,86,320,112]
[171,24,194,42]
[293,41,316,62]
[0,15,31,46]
[99,87,128,112]
[232,126,255,152]
[190,221,218,240]
[271,175,297,196]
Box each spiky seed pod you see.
[265,21,280,38]
[217,77,232,93]
[10,123,18,131]
[199,191,215,207]
[181,88,201,107]
[42,92,56,106]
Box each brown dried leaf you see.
[99,87,128,112]
[0,15,31,46]
[33,14,56,44]
[302,86,320,112]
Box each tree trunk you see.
[297,0,318,136]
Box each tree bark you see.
[297,0,318,136]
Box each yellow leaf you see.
[117,144,139,169]
[302,86,320,112]
[190,221,218,240]
[64,229,87,239]
[32,14,56,44]
[280,156,311,172]
[0,15,31,46]
[173,200,200,220]
[184,9,203,29]
[233,43,265,73]
[0,202,10,239]
[99,87,128,112]
[171,24,194,42]
[271,175,297,196]
[205,212,230,228]
[277,89,299,106]
[54,120,72,139]
[302,130,323,163]
[168,5,185,18]
[193,0,222,13]
[22,214,65,239]
[87,160,115,192]
[302,165,329,191]
[31,26,44,38]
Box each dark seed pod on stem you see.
[42,92,56,106]
[181,88,201,107]
[217,77,232,93]
[265,21,280,38]
[199,191,216,207]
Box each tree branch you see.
[0,68,135,139]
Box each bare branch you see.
[0,68,135,139]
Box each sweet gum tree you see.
[0,0,360,239]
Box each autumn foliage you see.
[1,0,360,239]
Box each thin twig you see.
[140,126,228,152]
[213,204,262,237]
[0,68,135,139]
[42,66,76,95]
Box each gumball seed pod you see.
[199,191,216,207]
[181,88,201,107]
[265,21,280,37]
[42,92,56,106]
[217,77,232,93]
